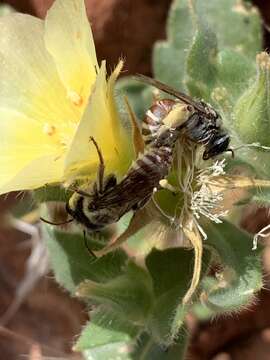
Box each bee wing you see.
[135,74,206,114]
[92,183,145,210]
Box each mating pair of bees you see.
[63,75,231,237]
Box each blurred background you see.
[1,0,270,359]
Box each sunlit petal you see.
[0,1,132,194]
[64,61,133,179]
[44,0,98,111]
[0,108,65,193]
[0,14,80,125]
[0,155,64,194]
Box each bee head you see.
[203,133,231,160]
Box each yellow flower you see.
[0,0,132,195]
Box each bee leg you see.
[83,230,97,259]
[67,185,93,198]
[89,136,105,193]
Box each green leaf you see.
[197,220,263,314]
[217,49,255,101]
[83,342,133,360]
[153,0,195,89]
[34,185,71,203]
[43,226,128,293]
[213,49,256,116]
[185,2,258,104]
[145,247,211,345]
[153,0,261,95]
[195,0,262,59]
[75,308,140,352]
[77,261,154,324]
[132,329,189,360]
[233,147,270,179]
[75,302,188,360]
[186,20,218,100]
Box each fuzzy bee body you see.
[66,140,177,232]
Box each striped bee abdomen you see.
[142,99,175,146]
[130,145,174,179]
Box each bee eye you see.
[203,134,230,159]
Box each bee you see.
[66,133,179,232]
[136,74,231,160]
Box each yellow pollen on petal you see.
[67,89,84,107]
[43,123,57,136]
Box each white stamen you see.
[190,159,228,224]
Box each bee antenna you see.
[40,217,74,226]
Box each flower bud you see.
[234,52,270,146]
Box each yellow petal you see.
[0,109,66,193]
[64,61,132,179]
[0,155,64,195]
[44,0,98,111]
[0,14,79,125]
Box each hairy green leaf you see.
[77,261,154,324]
[197,220,262,315]
[153,0,194,89]
[75,308,140,352]
[145,247,211,345]
[43,226,127,293]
